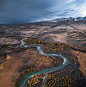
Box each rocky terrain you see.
[0,19,86,87]
[0,19,86,48]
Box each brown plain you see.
[0,48,52,87]
[72,50,86,75]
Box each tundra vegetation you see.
[0,35,86,87]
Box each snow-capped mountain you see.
[52,16,86,22]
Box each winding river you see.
[20,38,68,87]
[0,38,68,87]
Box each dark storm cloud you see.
[0,0,86,24]
[0,0,53,24]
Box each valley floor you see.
[0,22,86,87]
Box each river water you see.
[20,38,68,87]
[0,38,68,87]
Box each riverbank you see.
[0,36,86,87]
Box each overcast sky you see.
[0,0,86,24]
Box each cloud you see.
[0,0,54,24]
[66,2,86,17]
[66,0,75,3]
[0,0,86,24]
